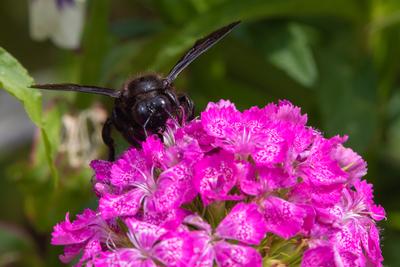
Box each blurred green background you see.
[0,0,400,266]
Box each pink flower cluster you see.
[52,100,385,266]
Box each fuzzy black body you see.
[31,21,240,161]
[102,74,194,160]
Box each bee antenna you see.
[166,21,240,83]
[31,83,121,98]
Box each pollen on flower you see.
[52,99,385,267]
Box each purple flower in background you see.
[28,0,86,49]
[51,99,385,266]
[55,0,75,9]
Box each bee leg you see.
[128,125,145,148]
[178,93,195,121]
[101,118,115,161]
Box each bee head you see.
[123,74,165,99]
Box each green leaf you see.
[0,48,40,125]
[150,0,197,24]
[74,0,112,108]
[388,211,400,230]
[79,0,111,85]
[0,223,42,267]
[34,103,65,169]
[267,23,318,87]
[370,0,400,33]
[221,39,314,109]
[0,47,58,185]
[316,54,378,153]
[110,18,163,39]
[148,0,365,72]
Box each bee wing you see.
[166,21,240,83]
[31,83,121,98]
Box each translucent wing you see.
[165,21,240,83]
[31,83,121,98]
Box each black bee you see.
[32,21,240,161]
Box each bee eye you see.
[132,102,151,125]
[152,96,168,111]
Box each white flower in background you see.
[59,105,107,167]
[28,0,86,49]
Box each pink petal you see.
[93,182,112,197]
[143,208,188,230]
[331,222,362,257]
[180,120,215,152]
[67,209,97,231]
[142,135,168,169]
[78,238,102,266]
[158,163,196,204]
[299,204,316,234]
[290,125,314,155]
[110,148,149,187]
[187,231,214,267]
[252,124,290,166]
[59,243,84,263]
[370,205,386,221]
[334,250,362,267]
[290,182,344,212]
[201,100,241,139]
[353,180,386,221]
[148,179,182,212]
[193,151,237,205]
[299,136,348,186]
[360,223,383,266]
[125,218,166,250]
[216,203,267,245]
[214,241,262,267]
[167,135,204,164]
[153,232,193,267]
[93,249,155,267]
[331,145,367,184]
[239,178,263,196]
[275,100,307,125]
[262,196,306,239]
[147,163,196,213]
[242,106,271,140]
[99,189,144,220]
[51,209,97,245]
[258,167,295,190]
[90,160,112,182]
[183,214,212,233]
[301,246,335,267]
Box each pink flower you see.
[51,209,111,265]
[261,196,308,239]
[216,203,267,245]
[331,145,367,184]
[95,146,195,220]
[297,135,348,187]
[94,218,193,267]
[186,203,266,267]
[301,246,337,267]
[52,99,385,266]
[193,150,241,205]
[201,100,293,164]
[303,180,385,266]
